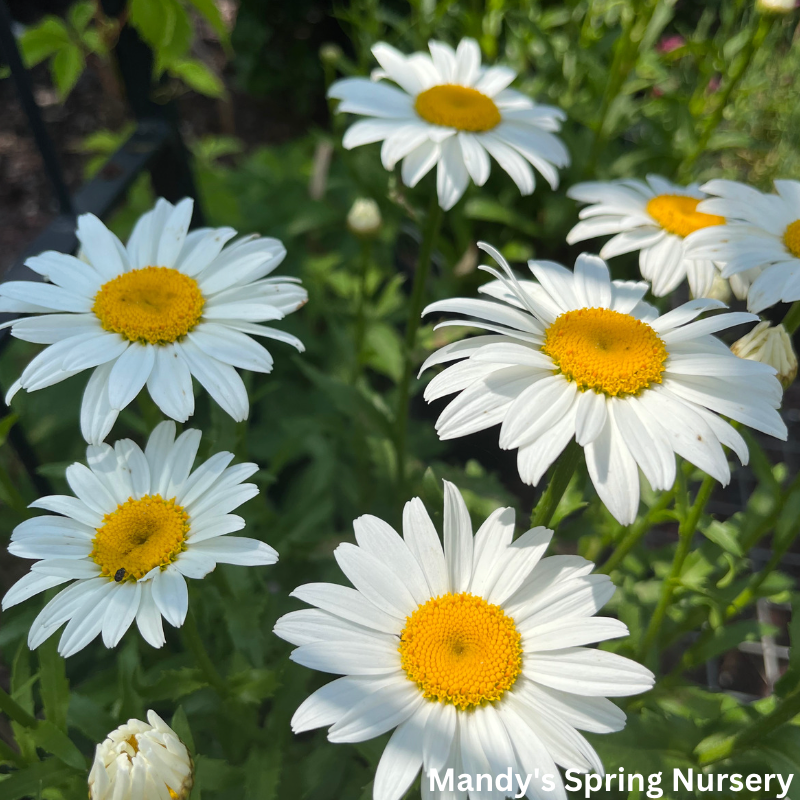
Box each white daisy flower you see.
[1,421,277,657]
[421,245,787,525]
[89,710,193,800]
[566,175,759,300]
[328,38,570,211]
[682,179,800,313]
[0,197,306,444]
[274,481,653,800]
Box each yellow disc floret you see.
[92,267,205,345]
[91,494,189,581]
[415,85,501,132]
[542,307,668,397]
[646,194,724,238]
[399,592,522,710]
[784,219,800,258]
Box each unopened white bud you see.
[757,0,795,13]
[701,272,732,304]
[89,711,194,800]
[347,198,382,238]
[732,321,797,389]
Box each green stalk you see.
[394,197,443,490]
[697,684,800,765]
[598,485,678,574]
[638,473,716,661]
[181,608,229,698]
[0,686,38,728]
[351,239,373,384]
[782,300,800,336]
[530,439,582,529]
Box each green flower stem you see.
[351,239,373,384]
[181,608,229,698]
[681,15,770,175]
[782,300,800,336]
[0,686,38,729]
[697,683,800,765]
[530,439,582,529]
[394,198,443,490]
[597,485,678,575]
[638,472,716,661]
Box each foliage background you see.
[0,1,799,798]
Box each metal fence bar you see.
[0,0,74,216]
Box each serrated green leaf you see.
[702,520,744,556]
[30,721,86,770]
[67,0,95,32]
[0,759,77,800]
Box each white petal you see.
[437,137,470,211]
[373,705,430,800]
[291,583,402,635]
[76,213,127,280]
[101,581,142,647]
[80,361,119,445]
[150,567,188,628]
[402,497,449,597]
[191,536,277,566]
[136,583,166,648]
[443,481,473,593]
[147,344,194,422]
[177,340,248,422]
[156,198,194,269]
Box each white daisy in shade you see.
[1,421,276,657]
[0,197,306,444]
[566,175,759,300]
[682,179,800,313]
[328,38,569,211]
[421,245,787,525]
[274,481,653,800]
[89,710,193,800]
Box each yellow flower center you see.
[646,194,724,238]
[399,592,522,710]
[92,267,205,345]
[784,219,800,258]
[91,495,189,581]
[542,307,668,397]
[414,85,501,132]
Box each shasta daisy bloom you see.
[274,482,653,800]
[683,179,800,313]
[421,246,787,525]
[1,421,276,657]
[0,197,306,444]
[89,710,193,800]
[566,175,758,300]
[328,38,569,211]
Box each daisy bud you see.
[732,321,797,389]
[319,43,343,66]
[756,0,796,12]
[698,272,732,304]
[347,198,382,238]
[89,711,194,800]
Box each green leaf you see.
[170,706,195,754]
[701,520,744,556]
[463,196,539,237]
[186,0,229,43]
[365,322,403,382]
[0,412,18,446]
[38,638,69,731]
[18,18,71,67]
[0,759,77,800]
[229,668,279,704]
[51,44,85,99]
[169,58,226,98]
[30,721,86,770]
[67,0,95,32]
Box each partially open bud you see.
[347,198,382,239]
[732,321,797,389]
[756,0,796,13]
[89,711,194,800]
